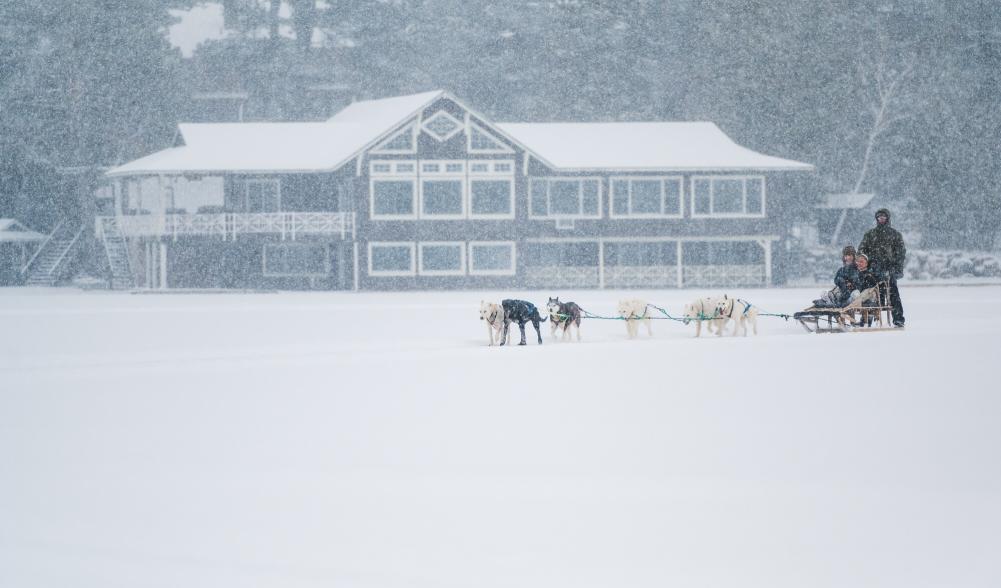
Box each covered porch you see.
[524,236,777,289]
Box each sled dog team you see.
[479,294,759,346]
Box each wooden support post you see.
[144,240,152,289]
[598,240,605,289]
[676,241,683,288]
[353,241,359,292]
[762,239,773,286]
[159,241,167,290]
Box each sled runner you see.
[794,281,896,334]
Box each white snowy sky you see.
[168,2,227,58]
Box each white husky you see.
[715,295,759,336]
[682,296,724,337]
[617,299,653,339]
[479,300,506,346]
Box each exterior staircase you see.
[23,220,85,286]
[97,217,135,289]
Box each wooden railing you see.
[96,212,355,241]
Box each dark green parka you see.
[858,208,906,278]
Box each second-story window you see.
[610,177,683,218]
[529,178,602,219]
[370,159,514,220]
[420,160,465,219]
[691,176,765,218]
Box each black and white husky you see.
[479,299,547,346]
[546,297,583,342]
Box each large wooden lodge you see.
[90,90,813,291]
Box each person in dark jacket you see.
[858,208,906,326]
[833,245,859,302]
[854,253,879,292]
[852,253,881,326]
[812,245,860,308]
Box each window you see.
[529,178,602,219]
[369,242,416,276]
[370,161,417,219]
[422,110,463,141]
[372,124,416,154]
[469,179,514,217]
[468,160,515,219]
[525,241,600,267]
[370,159,514,220]
[418,242,466,275]
[468,242,516,275]
[604,241,677,266]
[690,176,766,217]
[371,179,417,218]
[467,123,513,153]
[244,179,280,212]
[263,244,327,276]
[421,180,464,217]
[683,241,763,264]
[610,177,683,218]
[420,160,465,218]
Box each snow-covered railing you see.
[96,212,355,241]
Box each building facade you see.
[101,90,814,291]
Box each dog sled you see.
[794,280,897,334]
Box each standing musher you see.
[858,208,906,327]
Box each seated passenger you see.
[812,246,860,308]
[854,253,879,293]
[850,252,881,325]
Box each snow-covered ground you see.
[2,286,1000,588]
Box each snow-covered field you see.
[2,286,1000,588]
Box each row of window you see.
[259,240,763,279]
[371,159,517,220]
[370,167,766,220]
[369,241,516,277]
[523,240,764,267]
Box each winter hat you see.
[842,245,857,257]
[857,252,869,263]
[875,208,891,220]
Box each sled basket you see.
[795,281,896,334]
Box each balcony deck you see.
[96,212,355,241]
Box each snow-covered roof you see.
[108,123,377,176]
[0,219,46,243]
[107,91,446,177]
[327,90,444,125]
[495,122,814,171]
[107,91,813,177]
[817,192,876,209]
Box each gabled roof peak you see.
[327,90,445,124]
